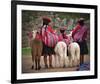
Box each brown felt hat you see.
[43,17,51,23]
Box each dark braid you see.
[45,25,48,32]
[40,24,48,37]
[60,30,65,39]
[62,33,65,38]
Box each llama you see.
[27,30,43,70]
[54,41,69,68]
[67,32,80,67]
[68,42,80,67]
[27,30,54,69]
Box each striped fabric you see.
[41,27,59,47]
[73,25,88,42]
[58,34,71,45]
[44,31,59,47]
[36,26,72,47]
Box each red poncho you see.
[37,25,58,47]
[72,24,88,42]
[58,33,71,45]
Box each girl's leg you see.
[49,55,53,68]
[80,55,84,65]
[44,55,48,68]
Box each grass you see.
[22,43,90,56]
[22,47,31,56]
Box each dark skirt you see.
[42,42,55,55]
[77,40,88,55]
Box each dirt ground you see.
[22,55,90,73]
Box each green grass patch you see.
[22,47,31,56]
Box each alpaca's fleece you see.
[68,42,80,67]
[54,41,69,68]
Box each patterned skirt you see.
[42,42,55,56]
[77,40,88,55]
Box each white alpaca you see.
[54,41,69,68]
[68,42,80,67]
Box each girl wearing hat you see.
[41,16,55,68]
[58,26,72,45]
[42,17,55,33]
[59,27,68,40]
[71,18,88,65]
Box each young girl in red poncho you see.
[58,27,71,45]
[40,17,55,68]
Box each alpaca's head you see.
[32,30,37,39]
[27,30,37,40]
